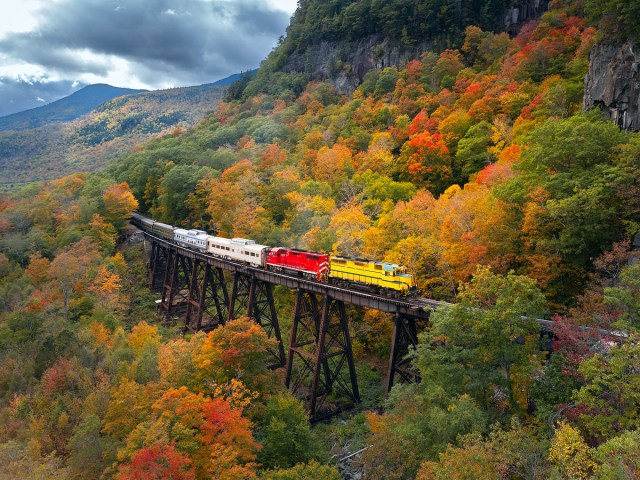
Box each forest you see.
[1,0,640,478]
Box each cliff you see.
[280,0,550,95]
[236,0,551,98]
[281,34,431,95]
[583,41,640,131]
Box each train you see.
[131,212,417,297]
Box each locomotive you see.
[131,213,417,297]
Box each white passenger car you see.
[206,236,269,267]
[174,228,211,251]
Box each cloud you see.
[0,0,291,89]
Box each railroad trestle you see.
[141,232,431,421]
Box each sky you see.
[0,0,299,116]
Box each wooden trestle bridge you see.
[136,230,440,421]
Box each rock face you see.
[583,41,640,131]
[503,0,550,35]
[281,34,432,95]
[280,0,550,95]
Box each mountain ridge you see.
[0,84,147,131]
[0,83,227,184]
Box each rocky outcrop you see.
[280,0,550,95]
[503,0,550,35]
[281,34,432,95]
[583,41,640,131]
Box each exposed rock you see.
[281,34,432,95]
[583,40,640,131]
[280,0,550,95]
[503,0,550,35]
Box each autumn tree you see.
[328,201,371,256]
[149,386,259,479]
[192,317,278,394]
[117,444,196,480]
[49,237,101,314]
[103,182,138,231]
[548,421,594,480]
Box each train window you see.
[375,264,382,270]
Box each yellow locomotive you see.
[329,256,417,296]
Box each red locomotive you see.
[266,247,329,281]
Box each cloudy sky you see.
[0,0,298,116]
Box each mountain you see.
[0,84,147,132]
[208,70,257,87]
[0,84,226,185]
[233,0,550,98]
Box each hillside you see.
[0,84,147,132]
[232,0,549,97]
[0,84,226,185]
[1,0,640,478]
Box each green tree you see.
[574,338,640,442]
[592,430,640,478]
[155,165,208,224]
[257,394,321,469]
[260,460,341,480]
[604,263,640,331]
[414,266,546,416]
[362,385,486,480]
[454,121,494,183]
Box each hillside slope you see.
[233,0,550,97]
[0,84,226,185]
[0,84,147,132]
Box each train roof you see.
[174,228,210,240]
[331,255,405,271]
[270,247,328,256]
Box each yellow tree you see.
[548,422,595,480]
[329,202,371,257]
[312,144,353,187]
[103,182,138,231]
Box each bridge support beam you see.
[286,289,359,422]
[160,251,192,320]
[184,260,229,333]
[228,272,285,368]
[248,279,285,368]
[386,313,420,393]
[148,241,169,291]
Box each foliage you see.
[1,1,640,478]
[418,421,551,480]
[259,460,341,480]
[256,394,320,469]
[362,385,486,480]
[573,339,640,442]
[585,0,640,40]
[415,266,546,416]
[548,421,595,480]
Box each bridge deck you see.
[143,231,434,320]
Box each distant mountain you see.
[207,70,257,87]
[0,84,147,132]
[0,84,226,184]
